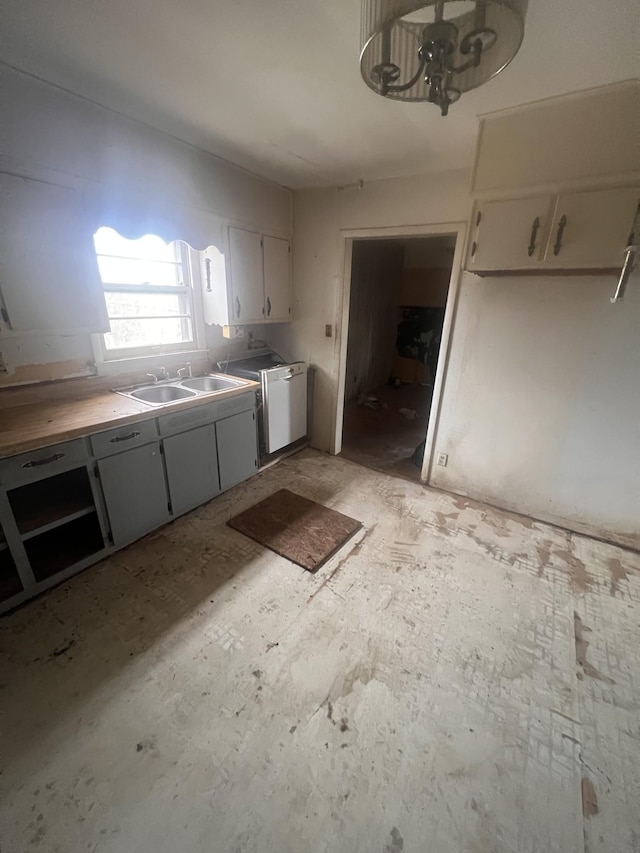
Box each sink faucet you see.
[177,362,192,379]
[145,367,168,383]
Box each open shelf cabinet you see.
[4,466,107,586]
[24,511,105,582]
[8,467,96,538]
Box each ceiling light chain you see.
[361,0,526,116]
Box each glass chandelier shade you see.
[360,0,526,115]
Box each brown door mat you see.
[227,488,363,573]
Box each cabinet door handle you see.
[527,217,540,257]
[611,243,638,303]
[22,452,65,469]
[266,296,272,317]
[109,431,141,443]
[553,214,568,256]
[235,295,241,318]
[204,257,212,292]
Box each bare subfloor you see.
[1,450,639,853]
[341,382,432,481]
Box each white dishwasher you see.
[262,362,307,453]
[220,352,308,454]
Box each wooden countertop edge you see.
[0,379,260,459]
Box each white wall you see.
[277,162,638,548]
[400,237,456,269]
[269,188,342,448]
[270,168,471,450]
[430,272,640,548]
[0,67,292,383]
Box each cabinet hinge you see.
[168,502,172,514]
[471,241,477,257]
[107,531,114,545]
[476,210,482,227]
[159,443,164,455]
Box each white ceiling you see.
[1,0,638,189]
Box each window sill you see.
[93,348,210,378]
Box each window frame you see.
[91,232,207,371]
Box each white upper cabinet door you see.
[544,187,640,269]
[262,235,291,322]
[0,174,108,333]
[467,196,555,272]
[228,227,264,323]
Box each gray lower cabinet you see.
[98,441,170,546]
[216,410,258,491]
[163,424,220,516]
[0,392,259,613]
[0,438,109,612]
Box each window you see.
[93,227,202,359]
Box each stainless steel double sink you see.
[114,374,245,407]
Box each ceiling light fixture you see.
[360,0,526,116]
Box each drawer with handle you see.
[90,418,158,458]
[0,438,89,487]
[157,401,219,437]
[157,393,256,436]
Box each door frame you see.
[332,221,467,484]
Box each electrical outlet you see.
[222,325,244,340]
[437,452,448,467]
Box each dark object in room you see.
[412,439,426,468]
[228,488,362,573]
[395,306,445,379]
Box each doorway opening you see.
[339,234,457,482]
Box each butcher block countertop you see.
[0,374,259,459]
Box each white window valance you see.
[83,189,226,251]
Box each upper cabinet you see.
[227,227,265,323]
[201,226,292,327]
[468,196,555,272]
[262,235,292,322]
[466,187,639,275]
[546,188,639,270]
[0,174,108,333]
